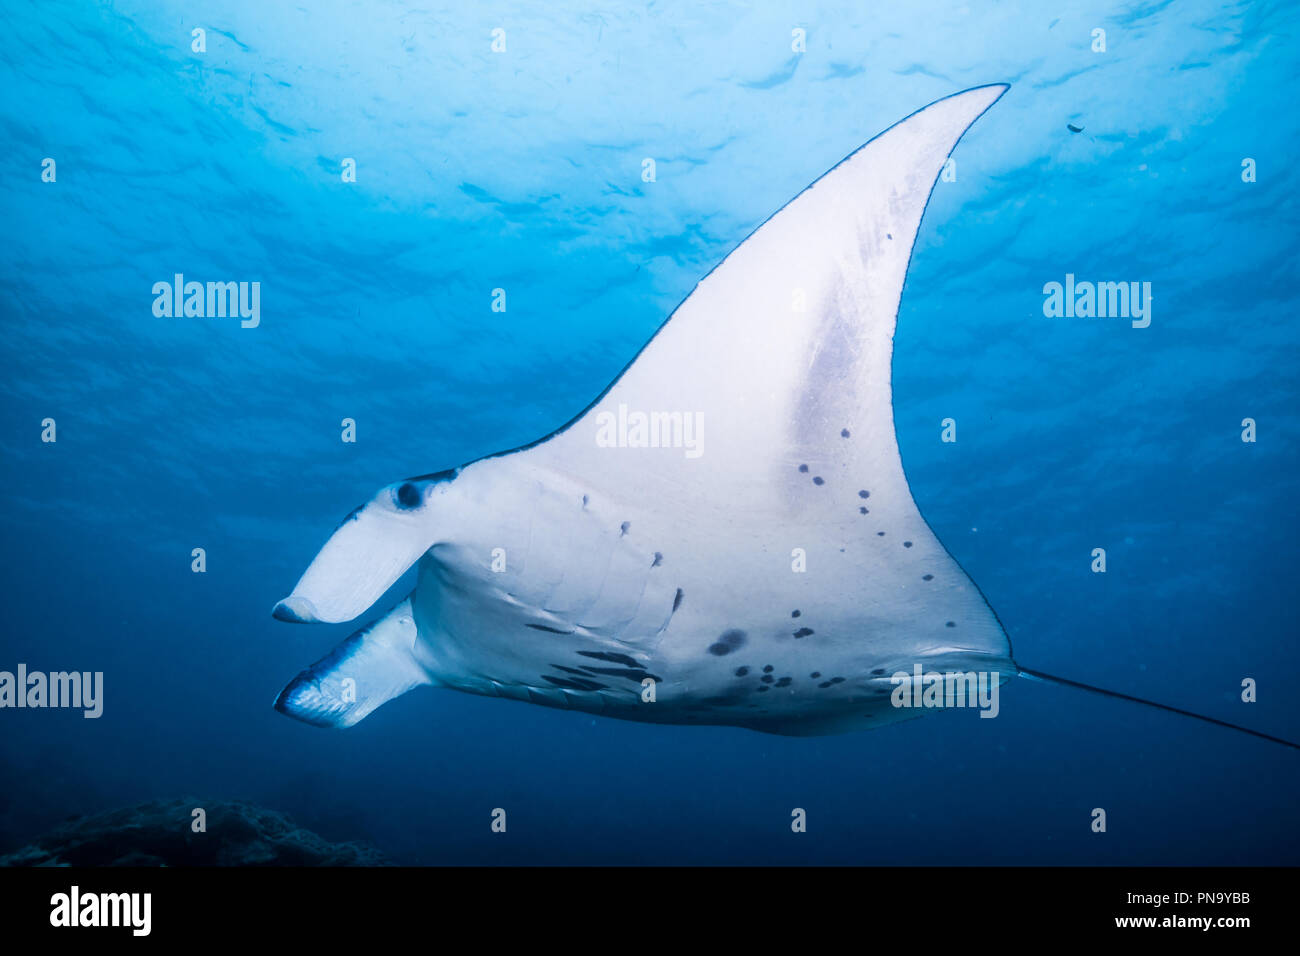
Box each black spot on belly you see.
[735,666,750,677]
[830,677,845,684]
[757,685,770,693]
[775,676,792,687]
[798,464,809,473]
[527,623,572,634]
[922,574,934,581]
[542,675,607,692]
[761,674,774,684]
[858,490,870,498]
[793,627,814,638]
[841,428,850,438]
[818,681,832,689]
[582,495,588,508]
[791,609,801,618]
[672,588,684,612]
[763,665,774,673]
[577,650,640,668]
[620,521,630,536]
[904,541,913,548]
[652,552,663,567]
[395,482,421,509]
[810,671,821,678]
[707,629,747,656]
[859,507,868,515]
[887,233,893,239]
[946,621,956,628]
[871,668,886,675]
[877,531,886,537]
[812,476,824,485]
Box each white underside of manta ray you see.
[271,85,1297,749]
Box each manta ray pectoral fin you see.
[520,84,1014,528]
[273,476,454,624]
[274,597,433,728]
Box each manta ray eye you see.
[394,482,422,509]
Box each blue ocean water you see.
[1,0,1297,865]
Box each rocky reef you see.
[0,797,386,866]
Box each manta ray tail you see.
[1017,667,1300,751]
[275,597,433,728]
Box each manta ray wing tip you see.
[952,82,1009,107]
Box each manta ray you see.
[271,85,1296,749]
